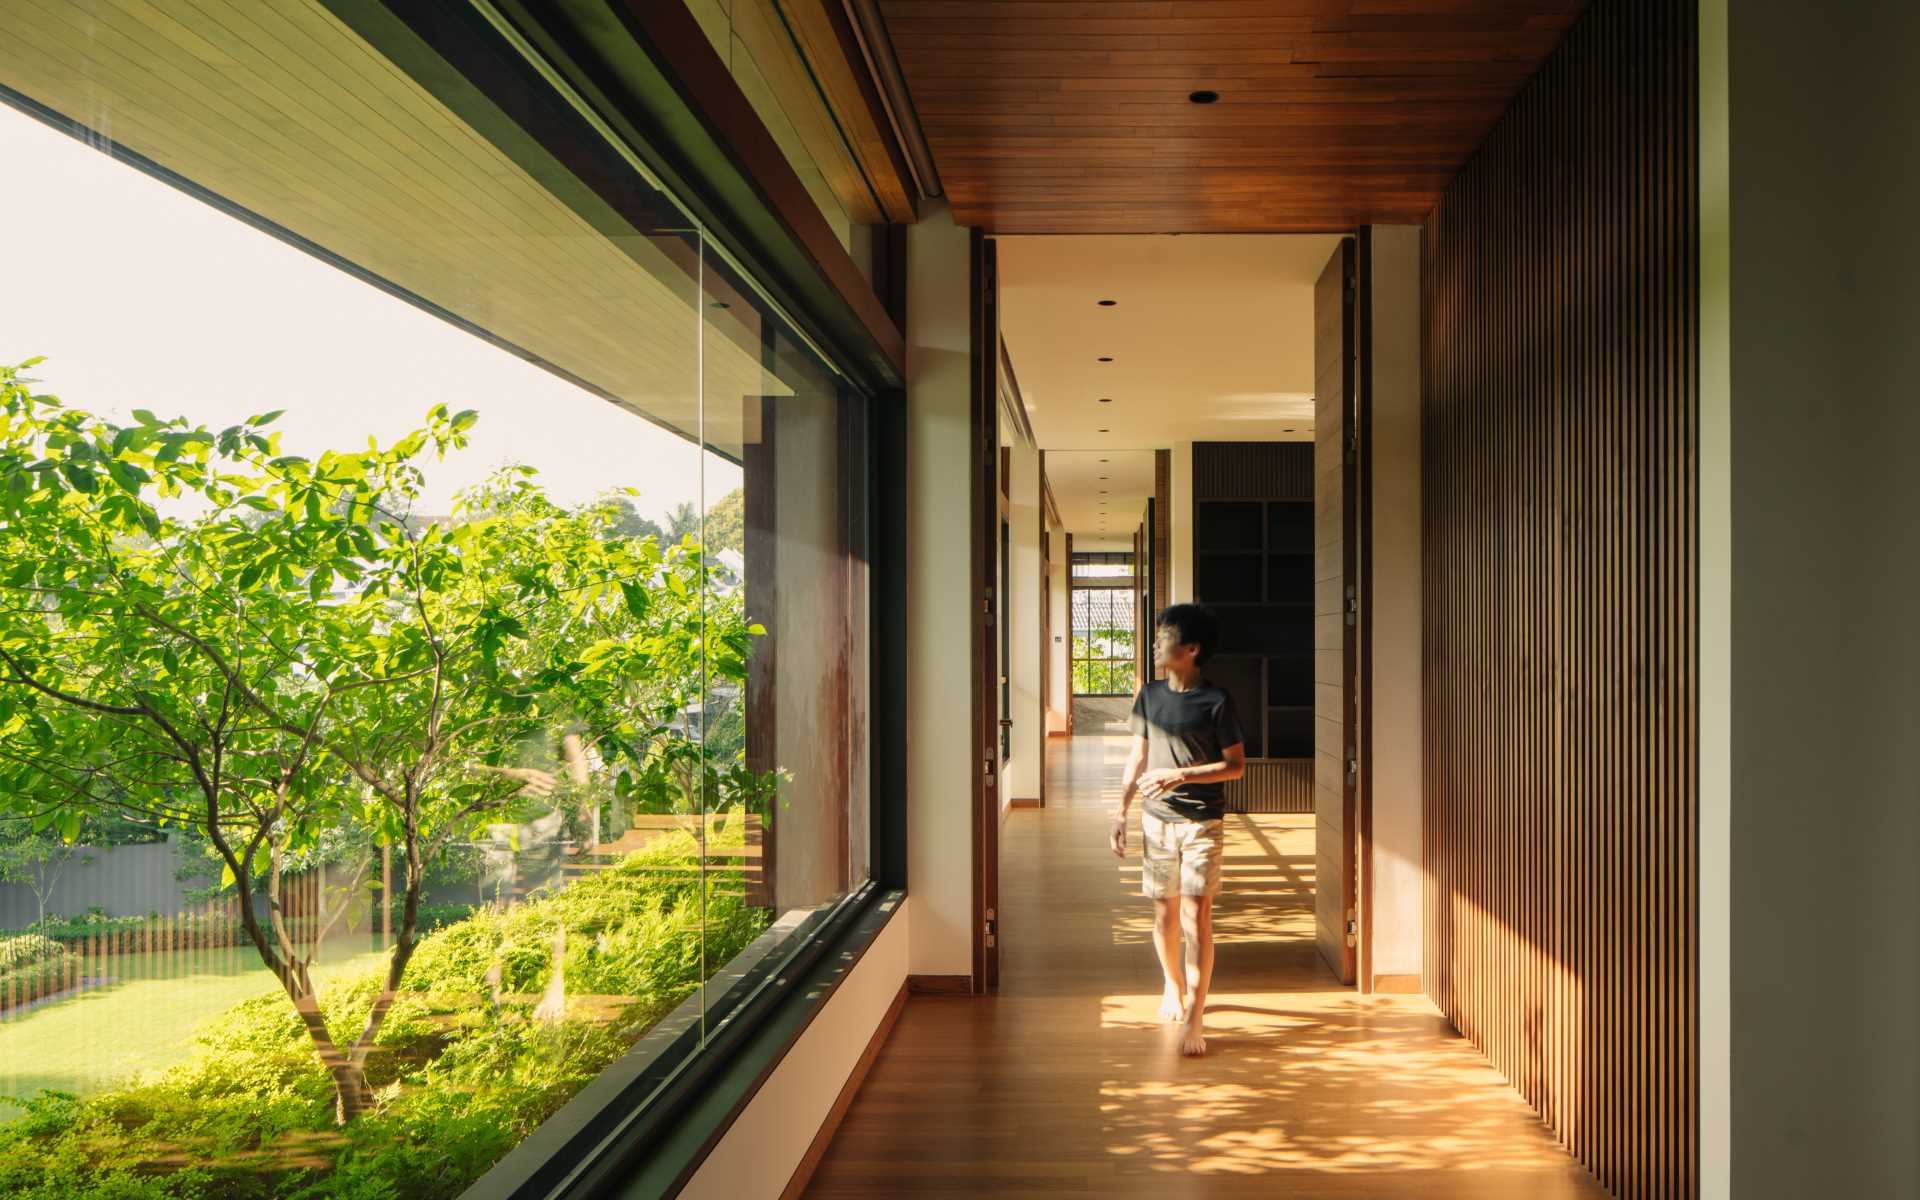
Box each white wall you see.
[1707,4,1920,1195]
[904,200,976,979]
[679,902,908,1200]
[1365,225,1423,983]
[1005,425,1043,802]
[1046,524,1070,733]
[1168,440,1194,604]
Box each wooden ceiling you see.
[877,0,1586,233]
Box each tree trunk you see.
[328,1061,375,1124]
[563,733,597,853]
[290,988,369,1126]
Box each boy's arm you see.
[1138,691,1248,799]
[1110,734,1150,856]
[1138,741,1246,796]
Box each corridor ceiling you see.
[1000,234,1339,451]
[878,0,1586,233]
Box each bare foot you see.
[1179,1001,1207,1056]
[1157,984,1187,1023]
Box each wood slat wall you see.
[1191,441,1313,502]
[1421,2,1698,1197]
[1223,760,1313,815]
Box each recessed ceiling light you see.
[1100,458,1109,462]
[1097,299,1117,307]
[1189,90,1219,105]
[1097,356,1114,363]
[1098,397,1113,403]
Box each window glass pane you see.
[0,8,869,1194]
[695,256,870,1022]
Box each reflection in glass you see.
[0,9,870,1193]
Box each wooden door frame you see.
[1315,236,1364,988]
[1354,228,1378,994]
[970,229,1001,993]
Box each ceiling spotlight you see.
[1098,428,1110,433]
[1097,356,1114,363]
[1097,299,1117,307]
[1098,397,1113,403]
[1188,89,1219,105]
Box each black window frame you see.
[1,1,912,1194]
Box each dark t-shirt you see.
[1128,678,1244,823]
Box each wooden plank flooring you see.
[804,734,1606,1198]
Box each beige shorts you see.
[1139,811,1225,900]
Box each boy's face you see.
[1152,624,1198,672]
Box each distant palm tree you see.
[664,501,700,544]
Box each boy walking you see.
[1110,603,1245,1057]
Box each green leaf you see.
[58,461,98,493]
[620,581,650,618]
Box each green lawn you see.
[0,941,389,1113]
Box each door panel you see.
[1313,239,1358,985]
[971,230,1001,991]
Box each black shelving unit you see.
[1193,497,1314,758]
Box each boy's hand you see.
[1136,768,1181,799]
[1109,809,1128,857]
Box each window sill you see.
[460,885,904,1200]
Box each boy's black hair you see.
[1154,603,1220,666]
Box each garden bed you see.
[0,829,770,1199]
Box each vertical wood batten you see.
[1422,1,1699,1196]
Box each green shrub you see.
[0,833,773,1199]
[0,932,68,972]
[0,933,75,1001]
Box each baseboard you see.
[1372,974,1422,995]
[1010,797,1042,809]
[906,974,973,995]
[779,979,908,1200]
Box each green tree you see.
[0,359,765,1122]
[662,499,700,544]
[704,487,744,555]
[0,819,90,928]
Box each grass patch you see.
[0,943,388,1111]
[0,825,769,1199]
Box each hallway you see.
[806,735,1606,1197]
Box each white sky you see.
[0,104,737,522]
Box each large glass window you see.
[0,9,869,1197]
[1071,554,1139,696]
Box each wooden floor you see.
[804,734,1607,1198]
